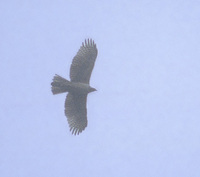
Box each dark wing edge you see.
[70,39,98,84]
[65,93,88,135]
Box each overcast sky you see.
[1,1,200,177]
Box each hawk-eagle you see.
[51,39,98,135]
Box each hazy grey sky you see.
[1,1,200,177]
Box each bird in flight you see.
[51,39,98,135]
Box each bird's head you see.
[89,87,97,93]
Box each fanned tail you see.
[51,74,71,95]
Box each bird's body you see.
[52,74,96,95]
[51,39,98,135]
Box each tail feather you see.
[51,74,71,95]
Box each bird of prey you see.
[51,39,98,135]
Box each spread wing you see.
[65,93,88,135]
[70,39,98,84]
